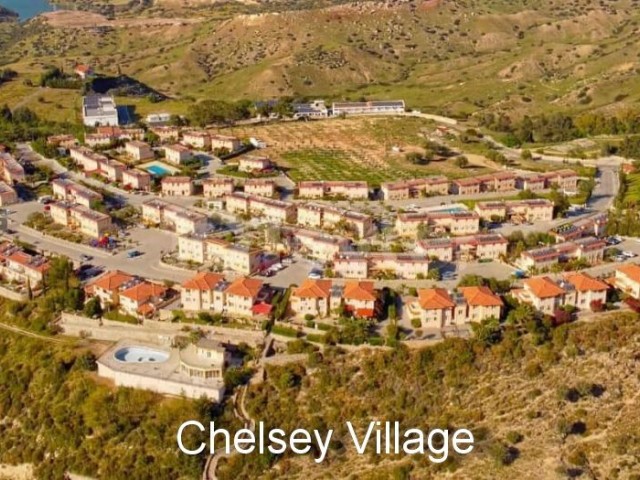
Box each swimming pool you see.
[146,165,170,176]
[114,346,170,363]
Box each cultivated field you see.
[227,117,491,185]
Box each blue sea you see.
[0,0,57,20]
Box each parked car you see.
[308,270,322,279]
[80,254,92,262]
[127,250,142,258]
[623,251,637,258]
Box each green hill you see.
[1,0,640,120]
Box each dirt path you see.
[0,321,65,344]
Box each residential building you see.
[210,134,241,152]
[322,207,376,239]
[97,126,144,142]
[101,159,126,182]
[82,94,118,127]
[0,182,17,206]
[290,279,332,318]
[182,131,211,150]
[517,174,546,192]
[177,235,262,275]
[84,270,137,308]
[296,204,324,229]
[340,281,378,318]
[47,134,78,149]
[513,276,576,315]
[612,264,640,300]
[451,178,481,195]
[181,272,226,312]
[564,273,608,310]
[125,141,154,161]
[68,146,124,181]
[122,169,152,191]
[0,242,50,286]
[50,202,112,239]
[455,234,508,261]
[142,199,208,235]
[396,211,480,237]
[69,146,107,172]
[478,171,516,192]
[551,213,608,242]
[151,126,180,142]
[162,176,194,197]
[292,100,329,119]
[542,169,579,193]
[238,156,272,173]
[244,179,276,197]
[474,199,554,223]
[517,237,606,271]
[331,100,405,116]
[202,178,234,198]
[287,229,351,261]
[164,144,193,165]
[85,133,113,148]
[458,286,503,322]
[146,113,172,125]
[416,238,455,262]
[52,179,102,208]
[225,192,250,214]
[413,289,457,328]
[225,193,295,223]
[119,281,170,317]
[380,176,450,200]
[298,181,369,200]
[0,153,25,184]
[333,252,429,280]
[74,64,93,79]
[223,277,267,317]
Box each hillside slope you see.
[219,313,640,479]
[1,0,640,118]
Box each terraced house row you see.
[377,169,578,200]
[177,234,264,275]
[142,199,208,235]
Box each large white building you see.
[82,95,119,127]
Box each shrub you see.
[411,318,421,328]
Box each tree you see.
[548,186,571,217]
[455,155,469,168]
[471,317,502,347]
[83,297,102,318]
[521,149,533,160]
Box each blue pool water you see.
[146,165,170,176]
[114,346,169,363]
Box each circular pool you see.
[114,346,169,363]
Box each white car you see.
[623,251,637,258]
[308,271,322,279]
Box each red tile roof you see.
[293,279,332,299]
[87,270,134,292]
[343,281,377,302]
[524,277,566,298]
[182,272,225,291]
[616,264,640,283]
[418,288,455,310]
[564,273,609,292]
[224,277,263,298]
[459,286,503,307]
[120,282,167,303]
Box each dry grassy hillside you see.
[218,312,640,479]
[1,0,640,118]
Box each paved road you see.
[8,202,193,283]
